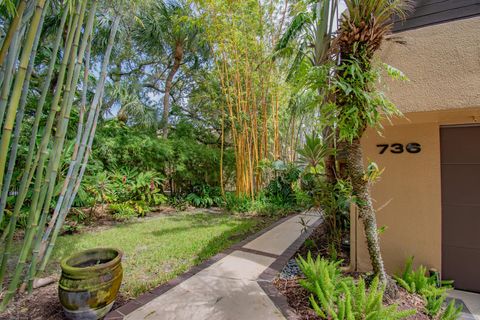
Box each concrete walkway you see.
[106,212,322,320]
[448,290,480,320]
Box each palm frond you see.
[275,11,311,52]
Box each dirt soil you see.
[274,224,431,319]
[0,281,130,320]
[296,224,350,266]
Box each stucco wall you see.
[352,108,480,275]
[379,16,480,114]
[353,121,442,274]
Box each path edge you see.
[257,214,324,320]
[105,213,320,319]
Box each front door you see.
[441,125,480,293]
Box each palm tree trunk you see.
[161,43,184,138]
[345,137,397,297]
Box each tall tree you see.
[200,0,289,197]
[332,0,412,296]
[136,0,204,138]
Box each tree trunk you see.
[161,43,184,138]
[345,138,397,298]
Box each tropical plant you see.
[319,0,413,296]
[265,162,301,205]
[186,185,223,208]
[308,178,351,250]
[109,201,149,221]
[276,0,340,183]
[297,133,331,174]
[394,257,460,318]
[135,0,205,138]
[297,254,415,319]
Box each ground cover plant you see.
[394,257,462,319]
[297,254,416,319]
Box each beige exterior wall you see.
[352,108,480,275]
[351,16,480,275]
[379,16,480,114]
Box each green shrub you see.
[393,256,436,294]
[109,203,136,220]
[185,186,223,208]
[302,176,351,250]
[441,300,462,320]
[224,193,253,213]
[168,196,188,211]
[265,162,300,205]
[395,257,459,319]
[297,254,415,320]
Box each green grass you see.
[45,212,269,298]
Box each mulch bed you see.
[273,224,432,320]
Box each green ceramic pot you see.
[59,248,123,320]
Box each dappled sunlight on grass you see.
[45,212,260,297]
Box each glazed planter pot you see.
[59,248,123,320]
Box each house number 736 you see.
[376,143,421,154]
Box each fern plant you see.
[393,256,437,294]
[297,253,345,316]
[395,256,460,319]
[424,286,447,317]
[297,252,345,294]
[441,300,462,320]
[297,254,415,320]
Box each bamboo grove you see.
[0,0,122,309]
[201,0,291,197]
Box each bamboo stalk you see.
[39,13,121,271]
[0,0,47,199]
[0,0,27,72]
[32,0,99,274]
[0,3,69,285]
[0,0,47,226]
[27,3,89,291]
[0,24,24,134]
[20,1,89,289]
[32,0,88,221]
[0,0,61,286]
[0,1,79,310]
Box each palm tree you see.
[135,0,204,138]
[276,0,339,183]
[335,0,412,296]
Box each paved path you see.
[448,290,480,320]
[106,211,479,320]
[106,212,322,320]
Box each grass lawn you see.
[44,212,273,298]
